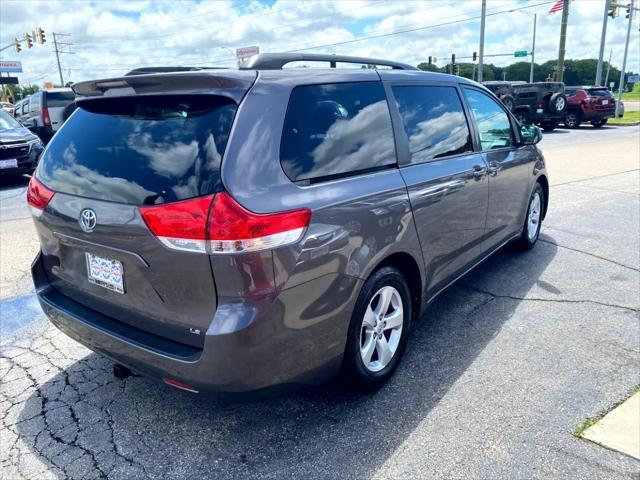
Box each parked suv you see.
[22,89,75,142]
[0,109,44,175]
[484,81,567,131]
[29,54,548,395]
[564,86,616,128]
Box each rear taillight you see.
[140,195,213,253]
[42,108,51,126]
[27,176,55,217]
[140,193,311,254]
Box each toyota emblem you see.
[79,209,97,232]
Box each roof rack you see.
[240,53,417,71]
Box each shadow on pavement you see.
[16,242,557,478]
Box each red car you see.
[564,86,616,128]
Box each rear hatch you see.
[30,72,255,349]
[587,87,615,112]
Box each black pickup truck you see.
[483,81,567,131]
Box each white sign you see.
[0,60,22,73]
[236,46,259,59]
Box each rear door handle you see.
[472,164,487,180]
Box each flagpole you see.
[556,0,570,82]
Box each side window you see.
[392,85,473,164]
[22,101,29,115]
[463,88,513,151]
[280,82,396,182]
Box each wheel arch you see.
[372,252,423,321]
[535,174,550,220]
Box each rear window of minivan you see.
[587,88,611,97]
[280,81,396,182]
[37,95,236,205]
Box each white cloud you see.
[0,0,638,86]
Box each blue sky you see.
[1,0,638,85]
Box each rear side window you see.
[37,95,237,205]
[463,88,513,151]
[22,101,29,114]
[30,94,41,110]
[280,82,396,182]
[392,85,473,164]
[46,91,75,107]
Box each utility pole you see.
[596,0,611,85]
[530,13,537,83]
[604,48,613,88]
[53,33,64,86]
[615,0,634,117]
[478,0,486,82]
[556,0,570,82]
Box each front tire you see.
[514,111,529,125]
[342,267,412,389]
[514,182,544,250]
[541,120,558,132]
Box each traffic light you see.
[36,27,46,44]
[451,54,456,65]
[626,4,632,18]
[608,3,618,17]
[14,38,21,53]
[473,51,477,61]
[24,32,33,48]
[428,56,432,65]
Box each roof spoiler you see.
[71,70,257,103]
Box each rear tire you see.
[591,119,607,128]
[513,182,544,251]
[541,121,557,132]
[342,266,412,389]
[564,110,581,129]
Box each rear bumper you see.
[33,252,360,395]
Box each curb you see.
[609,122,640,127]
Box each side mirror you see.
[520,124,542,145]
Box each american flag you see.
[549,0,571,14]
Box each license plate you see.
[0,159,17,169]
[602,99,609,105]
[85,253,124,294]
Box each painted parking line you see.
[0,293,47,343]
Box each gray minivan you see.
[29,54,548,395]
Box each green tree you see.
[417,62,442,72]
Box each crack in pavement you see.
[552,168,640,187]
[538,237,640,272]
[458,285,639,314]
[0,331,150,480]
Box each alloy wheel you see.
[528,192,541,241]
[359,286,404,372]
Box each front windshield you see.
[0,110,22,130]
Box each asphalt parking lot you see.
[1,125,639,479]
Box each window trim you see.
[384,81,476,167]
[279,80,399,184]
[461,85,517,153]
